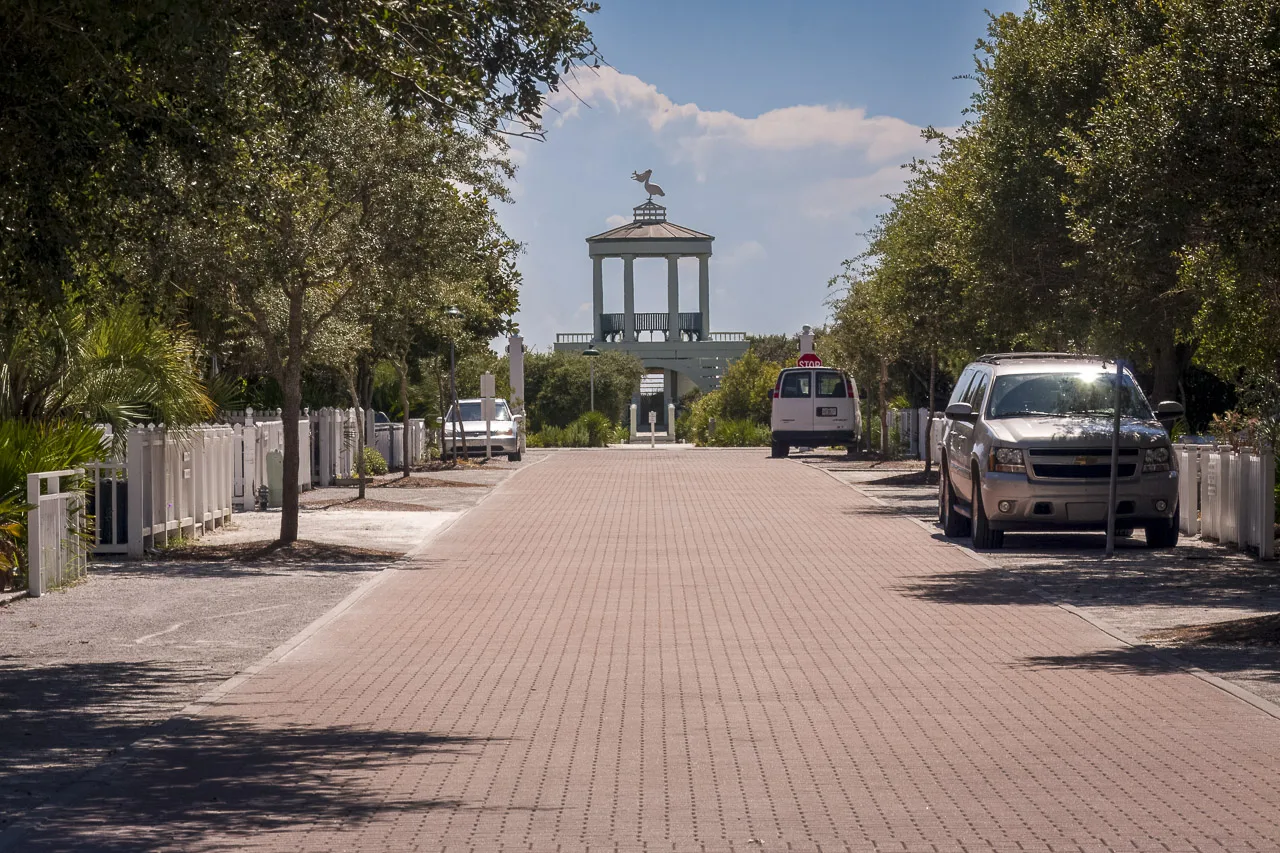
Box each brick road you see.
[15,450,1280,852]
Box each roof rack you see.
[976,352,1106,365]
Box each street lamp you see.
[583,345,600,412]
[445,306,463,462]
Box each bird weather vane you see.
[631,169,665,201]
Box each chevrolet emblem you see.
[1075,456,1096,465]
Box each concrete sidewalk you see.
[9,449,1280,852]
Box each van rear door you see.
[772,369,813,434]
[814,370,854,437]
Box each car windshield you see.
[448,401,511,422]
[986,371,1154,419]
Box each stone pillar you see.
[667,254,681,342]
[664,369,675,427]
[592,256,604,342]
[623,254,636,342]
[698,254,710,340]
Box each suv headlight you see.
[990,447,1026,474]
[1143,446,1171,473]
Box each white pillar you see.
[592,257,604,342]
[623,255,636,342]
[667,254,680,342]
[698,255,710,340]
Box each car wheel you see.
[1144,508,1179,548]
[507,452,522,463]
[771,441,789,458]
[970,472,1004,550]
[939,460,970,538]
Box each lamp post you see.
[446,306,463,463]
[583,345,600,412]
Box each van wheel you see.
[970,473,1004,550]
[939,460,970,537]
[771,441,789,459]
[1145,509,1179,548]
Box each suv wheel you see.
[939,459,970,538]
[507,451,522,462]
[771,440,789,459]
[970,471,1004,550]
[1145,509,1179,548]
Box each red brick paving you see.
[21,450,1280,852]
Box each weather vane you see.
[630,169,665,201]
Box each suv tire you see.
[970,472,1004,550]
[1145,509,1179,549]
[771,441,789,459]
[508,452,522,463]
[939,460,970,538]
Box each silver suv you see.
[937,354,1184,549]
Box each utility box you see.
[266,450,284,508]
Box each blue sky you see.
[502,1,1027,349]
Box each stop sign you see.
[797,353,823,367]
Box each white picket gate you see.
[85,425,235,558]
[26,469,89,596]
[375,420,428,471]
[231,417,312,511]
[1175,442,1275,559]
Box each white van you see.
[769,367,862,458]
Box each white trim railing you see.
[27,469,88,597]
[1176,442,1276,559]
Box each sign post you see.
[480,373,496,462]
[649,410,657,448]
[1104,360,1123,557]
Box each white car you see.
[443,398,525,462]
[769,367,862,458]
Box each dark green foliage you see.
[522,350,644,430]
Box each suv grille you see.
[1029,448,1139,479]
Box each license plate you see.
[817,407,838,417]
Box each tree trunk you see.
[1151,333,1180,404]
[925,350,936,475]
[397,357,411,478]
[879,357,889,456]
[279,358,302,545]
[345,368,366,500]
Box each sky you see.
[501,0,1028,350]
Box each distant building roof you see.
[587,201,714,242]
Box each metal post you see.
[1105,360,1123,557]
[27,473,42,597]
[590,359,596,412]
[449,337,461,463]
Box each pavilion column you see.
[592,256,604,342]
[698,254,710,341]
[622,254,636,342]
[667,254,681,343]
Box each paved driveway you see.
[9,449,1280,852]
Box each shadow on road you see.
[1,659,496,851]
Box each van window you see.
[948,369,976,406]
[815,371,847,398]
[964,371,991,410]
[780,371,812,398]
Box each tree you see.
[522,350,644,430]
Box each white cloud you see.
[605,214,629,228]
[716,240,767,268]
[548,68,934,166]
[800,164,912,219]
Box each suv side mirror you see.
[945,402,977,422]
[1155,400,1185,419]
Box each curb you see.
[804,461,1280,726]
[0,454,548,851]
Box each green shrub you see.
[529,412,618,448]
[705,418,772,447]
[577,411,613,447]
[354,446,388,476]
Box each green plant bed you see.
[702,419,772,447]
[529,412,617,448]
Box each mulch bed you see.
[1146,613,1280,647]
[157,540,403,564]
[303,497,437,512]
[373,476,486,489]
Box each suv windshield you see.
[986,371,1154,420]
[448,401,511,422]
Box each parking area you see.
[797,449,1280,704]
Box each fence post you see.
[1262,449,1276,560]
[127,427,145,558]
[26,473,43,597]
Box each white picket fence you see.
[232,417,312,511]
[26,469,89,596]
[87,424,235,557]
[1175,442,1276,558]
[881,407,937,460]
[375,421,429,471]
